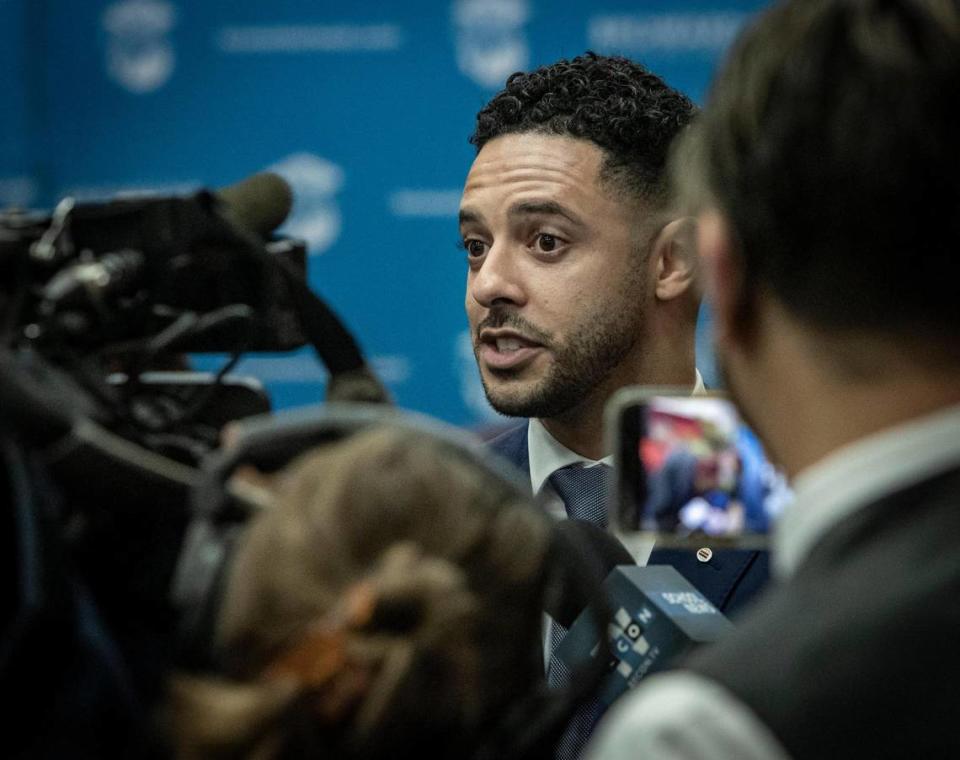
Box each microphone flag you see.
[554,564,735,706]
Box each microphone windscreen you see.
[546,519,635,628]
[216,172,293,237]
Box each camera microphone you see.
[546,519,635,628]
[215,172,293,238]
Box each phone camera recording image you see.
[611,391,792,547]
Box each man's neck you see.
[777,376,960,479]
[539,367,701,460]
[741,320,960,479]
[540,409,606,460]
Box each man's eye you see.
[536,233,561,253]
[463,239,487,257]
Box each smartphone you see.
[605,387,792,550]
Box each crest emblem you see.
[269,153,344,256]
[103,0,177,94]
[452,0,529,89]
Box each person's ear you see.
[697,210,743,348]
[652,217,699,302]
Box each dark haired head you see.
[471,52,697,203]
[677,0,960,354]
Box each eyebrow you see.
[458,200,584,230]
[458,208,484,228]
[508,200,584,227]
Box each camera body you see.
[0,178,387,757]
[0,191,307,356]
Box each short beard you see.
[477,296,646,420]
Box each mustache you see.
[475,308,552,346]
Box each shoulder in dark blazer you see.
[485,420,770,617]
[648,546,770,618]
[487,422,530,474]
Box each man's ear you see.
[652,217,699,302]
[697,210,742,348]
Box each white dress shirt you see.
[530,372,705,662]
[527,371,706,520]
[585,401,960,760]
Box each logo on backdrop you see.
[387,189,462,218]
[269,153,343,256]
[215,23,404,54]
[229,353,410,386]
[587,12,747,55]
[102,0,178,94]
[452,0,529,89]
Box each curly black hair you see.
[470,52,697,201]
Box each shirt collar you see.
[527,417,612,496]
[527,369,706,496]
[773,401,960,579]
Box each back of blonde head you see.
[168,426,550,759]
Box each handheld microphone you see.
[546,519,635,628]
[552,540,735,707]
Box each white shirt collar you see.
[773,401,960,579]
[528,417,612,496]
[527,369,706,497]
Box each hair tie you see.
[263,581,379,722]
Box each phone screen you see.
[607,389,792,548]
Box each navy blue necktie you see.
[549,464,611,528]
[547,464,612,759]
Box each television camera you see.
[0,173,389,756]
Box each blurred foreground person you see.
[589,1,960,758]
[168,426,552,760]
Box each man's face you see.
[460,133,653,419]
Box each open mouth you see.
[478,330,545,371]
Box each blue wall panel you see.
[1,0,768,425]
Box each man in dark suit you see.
[458,53,768,618]
[589,1,960,758]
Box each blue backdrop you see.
[0,0,767,427]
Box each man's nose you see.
[469,244,526,309]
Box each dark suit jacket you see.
[488,423,770,617]
[688,464,960,758]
